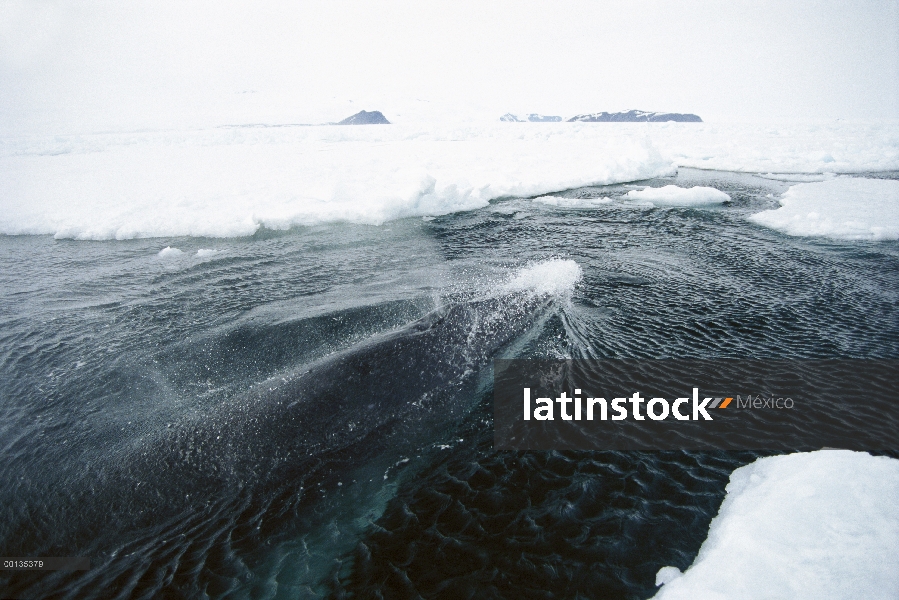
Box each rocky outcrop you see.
[526,114,562,122]
[337,110,391,125]
[500,113,564,122]
[568,110,702,122]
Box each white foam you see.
[195,248,220,257]
[624,185,730,206]
[652,450,899,600]
[503,259,582,296]
[749,177,899,241]
[532,196,612,208]
[157,246,183,258]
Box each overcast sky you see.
[2,0,897,133]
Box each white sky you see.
[1,0,897,133]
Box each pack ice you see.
[1,122,897,240]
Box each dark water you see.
[1,169,897,599]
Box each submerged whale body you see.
[4,288,557,596]
[139,291,552,490]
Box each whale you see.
[3,286,562,597]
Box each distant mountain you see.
[337,110,390,125]
[568,110,702,123]
[500,113,564,123]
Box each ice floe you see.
[749,177,899,241]
[624,185,730,206]
[531,196,612,208]
[652,450,899,600]
[157,246,184,258]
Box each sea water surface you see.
[1,167,898,599]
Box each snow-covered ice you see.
[750,178,899,241]
[649,122,899,174]
[1,122,897,240]
[652,450,899,600]
[0,125,672,240]
[624,185,730,206]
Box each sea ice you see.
[531,196,612,207]
[749,177,899,241]
[157,246,183,258]
[756,172,837,182]
[652,450,899,600]
[0,125,673,240]
[655,567,683,587]
[623,185,730,206]
[647,122,899,174]
[1,122,897,240]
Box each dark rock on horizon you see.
[568,110,702,123]
[500,113,563,122]
[337,110,391,125]
[527,114,562,122]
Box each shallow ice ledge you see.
[652,450,899,600]
[749,177,899,241]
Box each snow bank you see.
[624,185,730,206]
[652,450,899,600]
[503,259,582,296]
[749,178,899,241]
[1,122,896,240]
